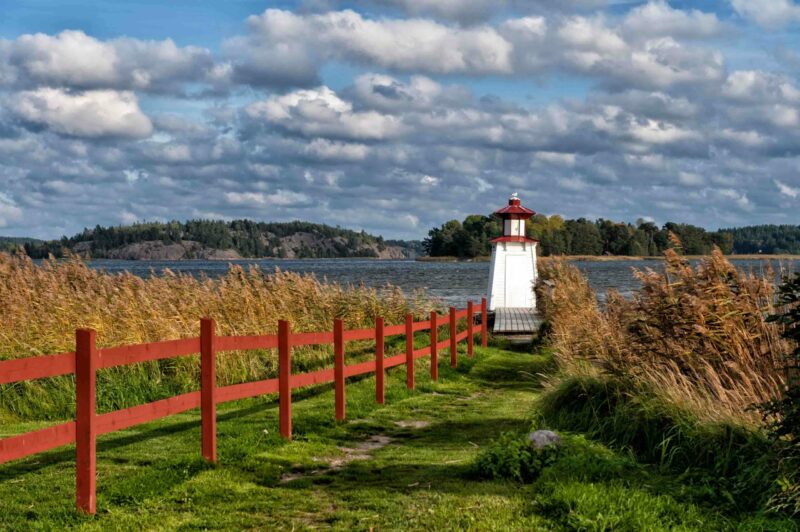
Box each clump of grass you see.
[0,252,436,420]
[538,375,778,511]
[537,245,789,424]
[471,431,560,483]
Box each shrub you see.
[538,375,777,511]
[472,432,559,483]
[761,272,800,516]
[536,246,788,424]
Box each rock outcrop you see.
[104,241,242,260]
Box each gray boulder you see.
[528,429,561,450]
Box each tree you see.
[565,219,603,255]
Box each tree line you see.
[21,220,424,259]
[722,225,800,255]
[422,214,800,258]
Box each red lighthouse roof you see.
[493,193,536,218]
[490,193,539,244]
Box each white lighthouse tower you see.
[486,193,538,311]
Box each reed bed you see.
[0,252,436,420]
[537,246,789,424]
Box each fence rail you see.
[0,298,489,515]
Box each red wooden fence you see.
[0,298,489,515]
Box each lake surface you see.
[82,257,799,307]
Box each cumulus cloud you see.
[8,88,153,138]
[316,0,610,24]
[225,190,311,207]
[731,0,800,28]
[621,1,724,41]
[775,179,800,198]
[0,30,214,92]
[226,9,514,86]
[0,193,23,227]
[224,8,726,92]
[245,86,406,140]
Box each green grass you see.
[538,375,782,513]
[0,346,795,530]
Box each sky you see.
[1,0,800,240]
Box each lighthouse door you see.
[505,255,530,307]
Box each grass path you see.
[1,346,795,530]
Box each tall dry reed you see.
[0,252,435,420]
[538,247,789,424]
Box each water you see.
[82,257,799,307]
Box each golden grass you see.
[537,246,790,424]
[0,252,437,419]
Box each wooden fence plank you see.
[0,422,76,464]
[405,314,414,390]
[375,317,385,404]
[216,335,277,352]
[467,301,474,358]
[96,392,201,435]
[0,352,75,384]
[334,319,345,421]
[481,298,488,347]
[75,329,97,515]
[430,311,438,381]
[449,307,457,368]
[200,318,216,463]
[99,338,200,368]
[278,320,292,440]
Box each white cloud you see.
[730,0,800,28]
[227,8,514,83]
[721,71,800,103]
[9,88,153,138]
[717,128,767,147]
[0,30,214,91]
[0,193,23,227]
[775,179,800,198]
[535,151,576,166]
[246,86,406,140]
[717,188,753,211]
[303,139,370,161]
[678,171,705,187]
[622,1,723,41]
[225,190,310,207]
[558,176,587,190]
[350,74,447,112]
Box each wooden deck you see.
[492,307,539,334]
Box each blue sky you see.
[0,0,799,239]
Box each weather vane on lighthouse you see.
[486,192,538,311]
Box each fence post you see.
[279,320,292,440]
[375,317,385,404]
[75,328,97,515]
[334,319,345,421]
[449,307,457,368]
[430,311,438,381]
[200,318,217,463]
[467,301,474,358]
[405,313,414,390]
[481,297,488,347]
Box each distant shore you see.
[417,254,800,263]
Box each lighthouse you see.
[486,193,538,311]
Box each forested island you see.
[423,215,800,258]
[0,236,42,253]
[5,217,799,261]
[15,220,424,260]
